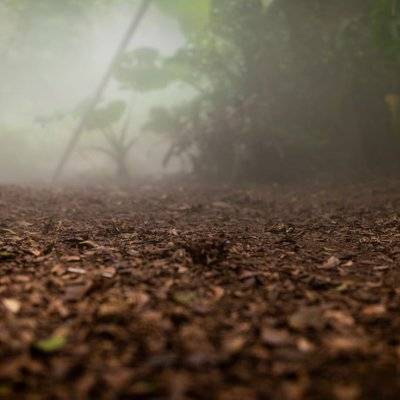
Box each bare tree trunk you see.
[52,0,152,183]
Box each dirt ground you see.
[1,181,400,399]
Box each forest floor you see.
[1,181,400,399]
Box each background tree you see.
[3,0,400,183]
[114,0,400,182]
[79,100,137,183]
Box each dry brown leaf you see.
[211,286,225,301]
[296,337,315,353]
[261,327,292,347]
[63,283,92,302]
[51,264,66,276]
[28,248,41,257]
[321,256,340,269]
[333,383,361,400]
[67,267,86,275]
[2,298,21,314]
[212,201,231,209]
[102,267,117,279]
[288,307,326,331]
[342,260,354,267]
[361,304,386,317]
[98,301,128,317]
[325,310,355,328]
[79,240,99,248]
[325,335,366,354]
[62,255,81,262]
[222,335,246,355]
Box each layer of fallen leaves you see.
[0,181,400,399]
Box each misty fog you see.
[3,1,400,186]
[0,2,190,183]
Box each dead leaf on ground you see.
[333,383,361,400]
[211,286,225,301]
[361,304,386,317]
[324,335,366,354]
[222,335,247,355]
[261,327,292,347]
[172,291,197,306]
[320,256,340,269]
[288,307,327,331]
[62,282,92,302]
[79,240,99,248]
[67,266,86,275]
[325,310,355,328]
[61,255,81,262]
[212,201,231,209]
[2,298,21,314]
[101,267,116,279]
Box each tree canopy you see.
[4,0,400,182]
[111,0,400,181]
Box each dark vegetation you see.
[116,0,400,183]
[3,0,400,183]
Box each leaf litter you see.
[0,183,399,399]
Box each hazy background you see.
[0,1,189,183]
[2,0,400,185]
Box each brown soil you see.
[1,182,400,399]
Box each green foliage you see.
[4,0,400,181]
[138,0,400,181]
[85,100,127,130]
[74,99,136,181]
[155,0,211,36]
[143,107,178,134]
[115,48,171,91]
[33,335,66,353]
[371,0,400,59]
